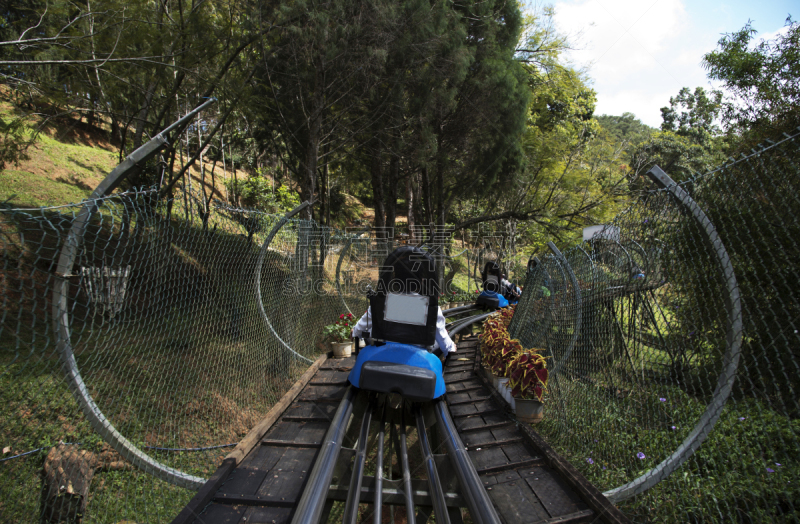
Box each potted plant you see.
[479,308,522,391]
[323,313,355,358]
[508,350,548,424]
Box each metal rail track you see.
[177,330,631,524]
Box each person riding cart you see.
[348,246,456,401]
[475,260,510,309]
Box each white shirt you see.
[351,306,457,356]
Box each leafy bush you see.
[225,175,300,213]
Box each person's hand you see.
[451,344,457,353]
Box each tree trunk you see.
[133,79,158,150]
[406,171,415,242]
[42,445,97,524]
[370,142,386,230]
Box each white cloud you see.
[551,0,719,127]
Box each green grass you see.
[536,379,800,523]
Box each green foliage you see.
[322,313,356,344]
[538,381,800,523]
[660,87,723,138]
[703,18,800,140]
[225,175,300,214]
[629,87,727,184]
[0,115,34,169]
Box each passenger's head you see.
[382,246,437,296]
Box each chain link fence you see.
[0,187,372,522]
[2,120,798,522]
[0,182,479,521]
[510,129,800,523]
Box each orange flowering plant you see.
[323,313,355,343]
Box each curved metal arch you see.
[623,238,649,278]
[609,237,634,275]
[546,242,583,377]
[254,201,315,366]
[335,227,370,316]
[52,100,216,490]
[604,166,743,502]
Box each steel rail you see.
[414,406,451,524]
[373,404,387,524]
[603,165,743,502]
[447,312,493,338]
[400,409,416,524]
[433,401,502,524]
[292,386,357,524]
[343,395,375,524]
[254,201,315,364]
[52,99,216,490]
[442,304,481,317]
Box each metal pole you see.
[433,401,501,524]
[414,406,450,524]
[292,387,357,524]
[52,100,216,490]
[254,201,314,364]
[604,165,743,502]
[343,396,375,524]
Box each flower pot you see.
[497,378,513,404]
[331,341,352,358]
[514,398,543,424]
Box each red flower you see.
[347,313,353,318]
[339,314,345,319]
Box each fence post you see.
[603,165,743,502]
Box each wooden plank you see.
[457,420,514,433]
[217,446,288,496]
[260,440,322,449]
[254,447,318,500]
[212,493,296,507]
[543,509,595,523]
[224,353,328,467]
[516,424,632,524]
[477,458,544,475]
[281,402,338,420]
[241,506,294,524]
[264,421,329,444]
[448,395,492,406]
[485,478,551,524]
[469,446,509,470]
[502,442,536,464]
[190,502,245,524]
[463,437,523,450]
[446,384,484,394]
[170,457,237,524]
[525,467,588,519]
[445,376,482,384]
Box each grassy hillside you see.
[0,100,244,209]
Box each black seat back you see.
[370,246,439,347]
[481,260,503,293]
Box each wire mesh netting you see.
[510,130,800,523]
[0,184,482,522]
[0,189,371,521]
[1,126,798,523]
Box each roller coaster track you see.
[174,325,630,524]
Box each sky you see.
[548,0,795,128]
